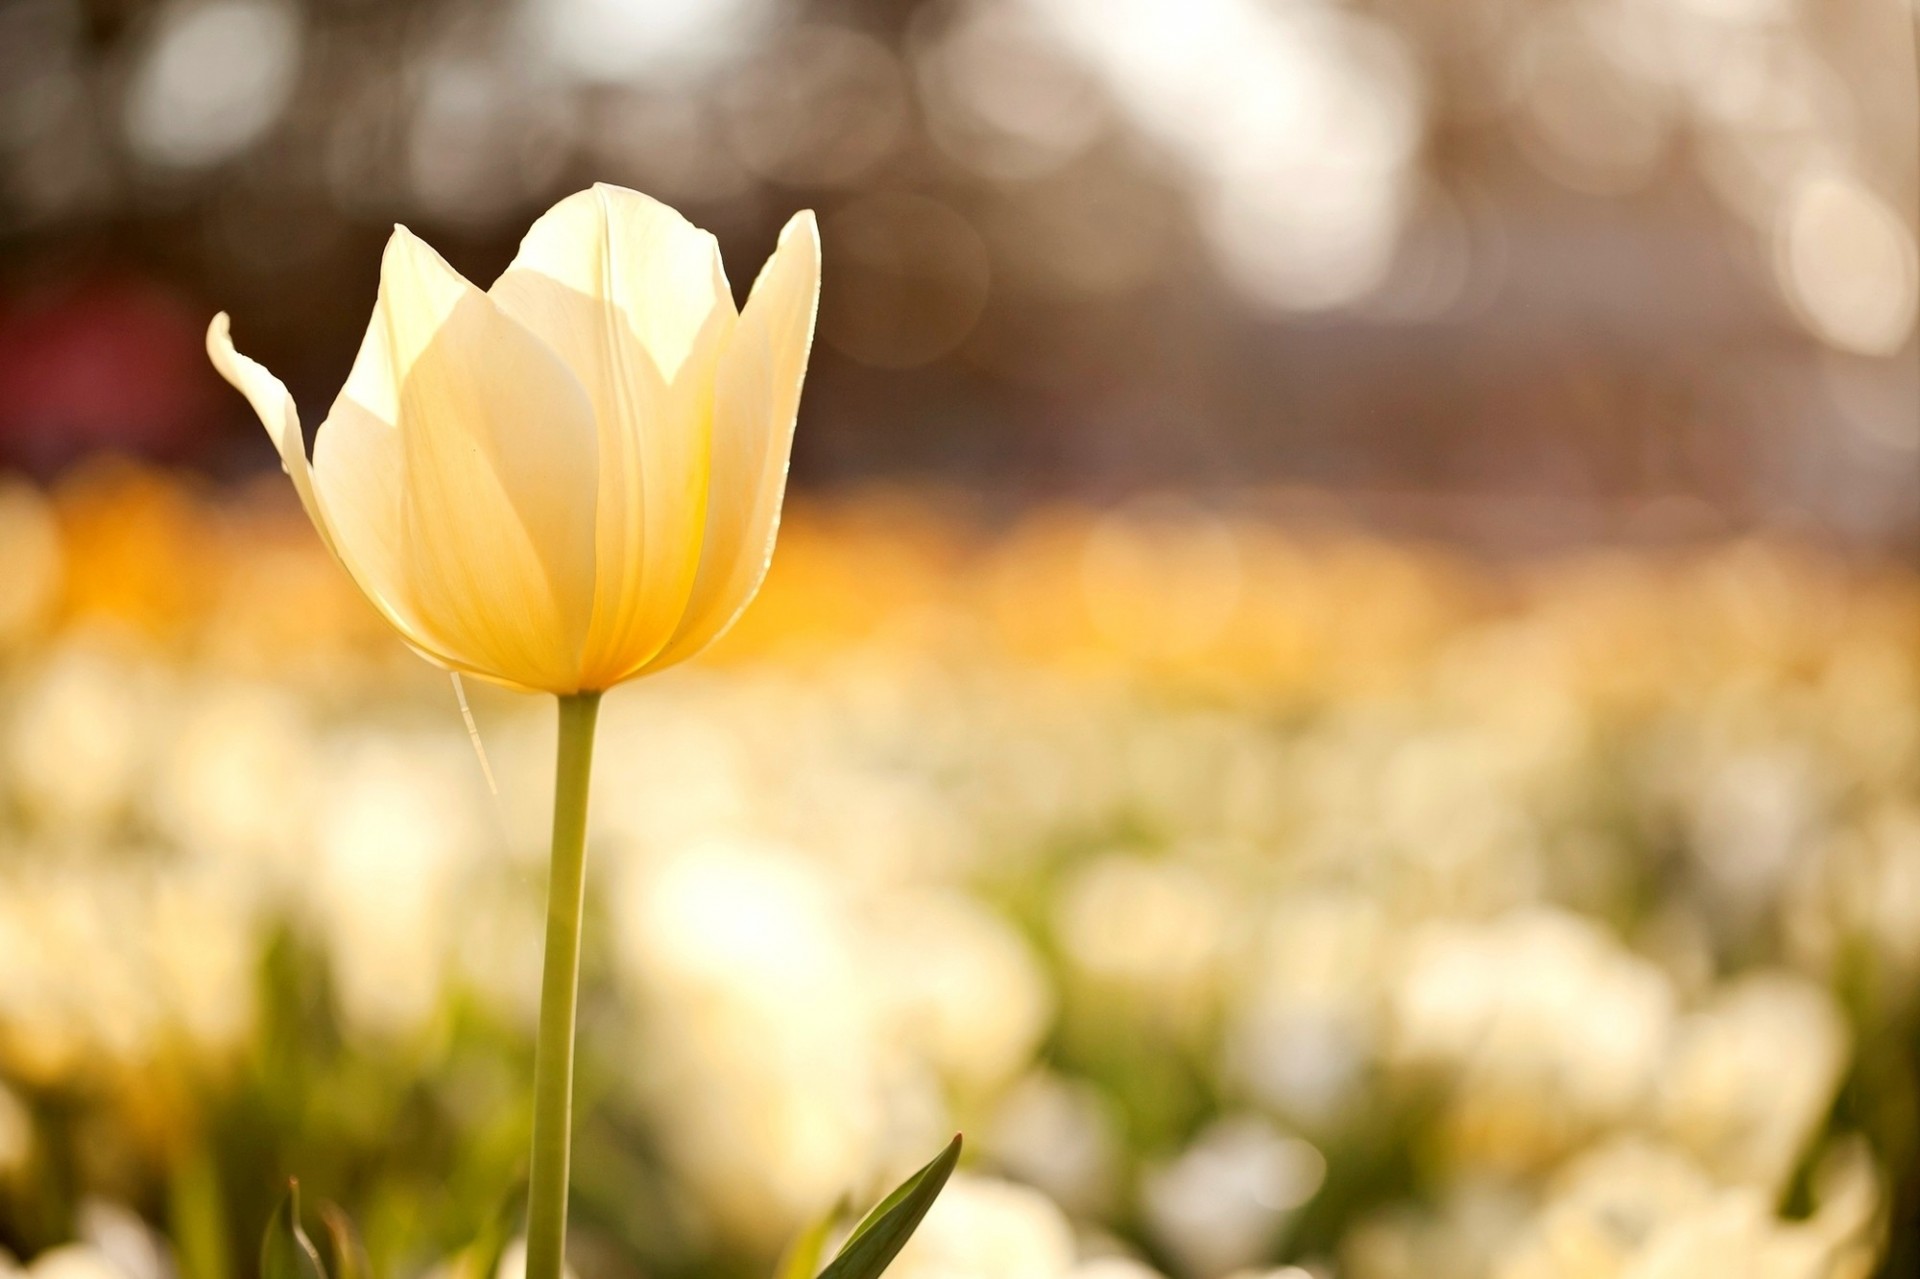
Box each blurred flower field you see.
[0,462,1913,1279]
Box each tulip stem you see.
[526,690,602,1279]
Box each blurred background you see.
[2,0,1918,536]
[1,1,1919,1278]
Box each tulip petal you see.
[313,226,601,693]
[645,209,820,674]
[310,330,447,657]
[499,183,734,379]
[491,184,737,687]
[207,314,336,559]
[211,312,480,673]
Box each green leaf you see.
[318,1203,369,1279]
[261,1181,327,1279]
[167,1143,231,1279]
[773,1206,840,1279]
[457,1184,523,1279]
[815,1135,962,1279]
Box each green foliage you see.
[168,1144,231,1279]
[773,1210,837,1279]
[809,1135,961,1279]
[261,1184,326,1279]
[319,1203,371,1279]
[253,1138,960,1279]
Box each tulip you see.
[208,186,819,1279]
[207,183,820,696]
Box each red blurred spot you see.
[0,276,219,471]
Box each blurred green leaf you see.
[454,1184,522,1279]
[167,1144,230,1279]
[773,1205,839,1279]
[815,1135,961,1279]
[261,1181,327,1279]
[318,1203,369,1279]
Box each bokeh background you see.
[1,1,1919,1278]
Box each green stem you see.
[526,690,602,1279]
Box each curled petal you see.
[207,313,335,559]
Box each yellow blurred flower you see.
[208,185,820,694]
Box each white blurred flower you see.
[1071,1260,1167,1279]
[0,867,159,1078]
[313,734,485,1040]
[885,1174,1076,1279]
[985,1072,1121,1216]
[0,857,261,1080]
[148,869,258,1056]
[1687,746,1821,918]
[491,1238,577,1279]
[616,839,885,1241]
[1800,804,1920,988]
[1344,1182,1534,1279]
[25,1245,130,1279]
[451,880,547,1029]
[1392,910,1676,1167]
[1056,855,1229,1013]
[1225,892,1386,1126]
[589,694,756,852]
[151,679,313,873]
[1657,973,1849,1195]
[867,891,1052,1095]
[76,1200,170,1279]
[1495,1135,1880,1279]
[1141,1115,1325,1279]
[7,641,167,836]
[1494,1140,1719,1279]
[1619,1196,1811,1279]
